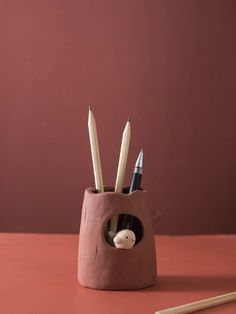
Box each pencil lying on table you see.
[155,291,236,314]
[88,106,104,193]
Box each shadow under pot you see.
[78,187,157,290]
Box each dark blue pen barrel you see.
[129,173,142,192]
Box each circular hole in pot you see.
[104,214,143,247]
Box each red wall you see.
[0,0,235,234]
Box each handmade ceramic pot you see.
[78,187,158,290]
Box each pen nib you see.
[135,149,144,168]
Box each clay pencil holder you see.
[78,187,157,290]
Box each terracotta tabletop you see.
[0,234,235,314]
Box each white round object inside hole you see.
[113,229,136,249]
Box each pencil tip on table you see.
[128,117,131,122]
[89,105,92,111]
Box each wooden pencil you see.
[88,107,104,193]
[109,118,131,234]
[155,291,236,314]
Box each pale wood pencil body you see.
[155,291,236,314]
[88,110,104,193]
[110,120,131,233]
[115,120,131,192]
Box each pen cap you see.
[78,187,157,290]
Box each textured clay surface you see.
[78,187,157,290]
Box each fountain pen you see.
[129,149,144,192]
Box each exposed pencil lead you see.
[89,105,92,111]
[128,117,131,122]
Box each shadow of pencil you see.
[141,275,236,292]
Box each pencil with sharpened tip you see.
[88,106,104,193]
[109,118,131,235]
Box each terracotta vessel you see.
[78,187,157,290]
